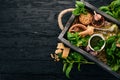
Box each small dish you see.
[88,34,106,52]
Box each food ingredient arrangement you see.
[51,0,120,78]
[69,0,120,72]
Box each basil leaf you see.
[99,6,109,12]
[72,8,81,16]
[105,11,114,17]
[111,65,120,71]
[63,63,67,72]
[111,42,116,51]
[65,63,73,78]
[76,1,84,8]
[106,36,116,44]
[116,51,120,58]
[77,63,81,71]
[72,1,87,16]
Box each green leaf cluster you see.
[67,32,90,47]
[60,52,94,78]
[93,40,105,51]
[99,0,120,21]
[105,35,120,71]
[72,1,87,16]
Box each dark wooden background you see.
[0,0,119,80]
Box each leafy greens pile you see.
[66,32,120,73]
[67,32,90,47]
[105,35,120,71]
[70,0,120,72]
[58,51,94,78]
[99,0,120,21]
[72,1,87,16]
[56,0,120,78]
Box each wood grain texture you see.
[0,0,118,80]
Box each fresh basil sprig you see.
[59,52,94,78]
[67,32,90,47]
[72,1,87,16]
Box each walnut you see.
[79,12,93,25]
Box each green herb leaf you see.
[99,6,109,12]
[111,64,120,71]
[72,1,87,16]
[77,63,81,71]
[111,42,116,51]
[65,63,73,78]
[94,47,100,51]
[72,8,81,16]
[63,63,67,72]
[105,11,114,17]
[106,36,116,44]
[76,1,84,8]
[116,51,120,58]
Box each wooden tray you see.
[58,1,120,79]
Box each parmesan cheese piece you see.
[57,43,65,49]
[62,47,70,58]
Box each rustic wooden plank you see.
[0,0,113,9]
[0,74,66,80]
[0,62,117,80]
[0,23,60,34]
[0,60,62,73]
[0,60,111,74]
[0,73,117,80]
[0,47,55,60]
[0,0,74,9]
[0,9,52,23]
